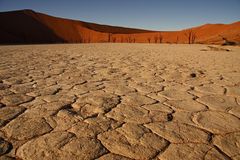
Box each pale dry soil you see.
[0,44,240,160]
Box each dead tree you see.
[159,33,163,43]
[112,37,116,43]
[148,37,151,43]
[176,36,179,44]
[127,35,132,43]
[154,35,158,43]
[108,33,112,42]
[185,30,192,44]
[191,33,196,44]
[121,37,124,43]
[126,37,128,43]
[132,35,136,43]
[185,30,197,44]
[77,32,83,43]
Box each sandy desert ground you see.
[0,43,240,160]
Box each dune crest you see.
[0,9,239,44]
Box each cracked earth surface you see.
[0,44,240,160]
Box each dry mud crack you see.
[0,44,240,160]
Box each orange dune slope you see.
[0,9,239,44]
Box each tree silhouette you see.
[191,33,196,44]
[148,37,151,43]
[184,30,196,44]
[121,37,124,43]
[159,33,163,43]
[76,30,83,43]
[108,33,112,42]
[112,37,116,43]
[154,35,158,43]
[127,35,132,43]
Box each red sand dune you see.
[0,9,239,44]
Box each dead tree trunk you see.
[121,37,124,43]
[108,33,112,42]
[154,35,158,43]
[191,33,196,44]
[185,30,192,44]
[112,37,116,43]
[148,37,151,43]
[127,35,132,43]
[185,30,196,44]
[159,33,163,43]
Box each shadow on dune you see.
[0,9,239,45]
[0,10,65,44]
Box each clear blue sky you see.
[0,0,239,31]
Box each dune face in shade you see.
[0,9,240,44]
